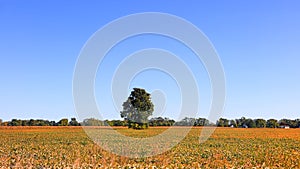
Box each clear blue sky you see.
[0,1,299,121]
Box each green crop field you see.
[0,127,300,168]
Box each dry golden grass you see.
[0,127,299,168]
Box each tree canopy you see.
[120,88,154,129]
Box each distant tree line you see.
[78,117,212,127]
[0,117,299,128]
[216,117,300,128]
[0,118,80,126]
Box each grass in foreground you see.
[0,127,299,168]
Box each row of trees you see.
[217,117,300,128]
[0,118,80,126]
[81,117,211,127]
[82,117,175,126]
[82,117,300,128]
[1,117,300,128]
[0,117,209,127]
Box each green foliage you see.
[7,119,53,126]
[149,117,175,126]
[120,88,154,129]
[82,118,105,126]
[255,119,267,128]
[235,117,246,128]
[296,119,300,128]
[195,118,210,126]
[279,119,298,128]
[217,118,229,127]
[1,116,299,128]
[10,119,22,126]
[267,119,279,128]
[69,118,80,126]
[108,120,127,126]
[175,117,196,126]
[229,120,237,127]
[58,118,68,126]
[245,118,256,128]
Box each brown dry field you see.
[0,126,300,168]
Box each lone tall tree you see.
[120,88,154,129]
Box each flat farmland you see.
[0,127,300,168]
